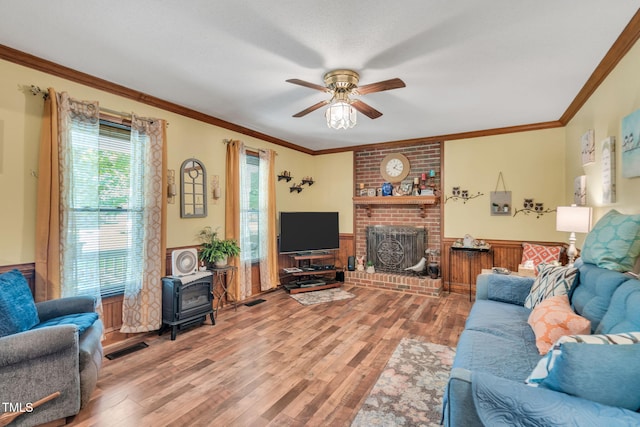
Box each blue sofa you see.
[443,259,640,426]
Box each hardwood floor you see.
[71,286,472,427]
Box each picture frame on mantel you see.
[581,129,595,166]
[602,136,616,204]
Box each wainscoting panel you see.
[0,235,563,344]
[443,238,567,295]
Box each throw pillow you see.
[0,269,40,337]
[526,331,640,385]
[527,332,640,411]
[520,243,562,269]
[32,312,98,336]
[524,264,578,309]
[527,294,591,355]
[581,209,640,272]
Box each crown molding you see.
[2,9,639,156]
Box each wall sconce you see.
[212,175,221,200]
[167,169,176,204]
[278,171,292,182]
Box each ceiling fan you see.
[286,70,405,126]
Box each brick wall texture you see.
[350,142,442,295]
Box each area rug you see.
[289,288,355,305]
[351,338,455,427]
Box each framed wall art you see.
[574,175,587,206]
[622,109,640,178]
[490,172,511,216]
[602,136,616,204]
[581,129,595,166]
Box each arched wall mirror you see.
[180,158,207,218]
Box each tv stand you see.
[296,250,329,255]
[281,252,340,294]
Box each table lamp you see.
[556,205,592,267]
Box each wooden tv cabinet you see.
[281,252,341,293]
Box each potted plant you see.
[366,260,375,274]
[197,226,241,267]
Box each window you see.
[67,119,144,297]
[244,153,260,262]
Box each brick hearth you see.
[346,270,442,296]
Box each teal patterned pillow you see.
[581,210,640,272]
[524,264,578,309]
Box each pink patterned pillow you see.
[528,294,591,355]
[521,243,562,268]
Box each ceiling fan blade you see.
[354,78,406,95]
[351,99,383,119]
[286,79,329,92]
[292,100,330,117]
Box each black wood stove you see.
[161,272,214,340]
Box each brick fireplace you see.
[346,143,442,296]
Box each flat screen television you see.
[279,211,339,254]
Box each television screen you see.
[279,212,339,254]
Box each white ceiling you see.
[1,1,639,151]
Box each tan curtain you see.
[120,116,167,333]
[225,140,242,301]
[34,88,61,302]
[259,149,280,290]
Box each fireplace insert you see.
[366,225,427,273]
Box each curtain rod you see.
[30,85,167,126]
[223,139,277,155]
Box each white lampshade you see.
[556,205,592,233]
[325,101,357,130]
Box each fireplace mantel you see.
[353,195,439,218]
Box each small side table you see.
[209,265,238,317]
[449,246,494,301]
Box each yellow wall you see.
[444,38,640,247]
[564,39,640,222]
[3,34,640,266]
[444,128,567,241]
[0,59,353,265]
[271,148,353,234]
[308,152,354,235]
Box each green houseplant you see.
[197,226,241,267]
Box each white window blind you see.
[243,154,260,262]
[67,120,145,297]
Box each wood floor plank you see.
[72,286,471,426]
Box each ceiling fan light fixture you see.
[325,101,357,130]
[288,69,403,127]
